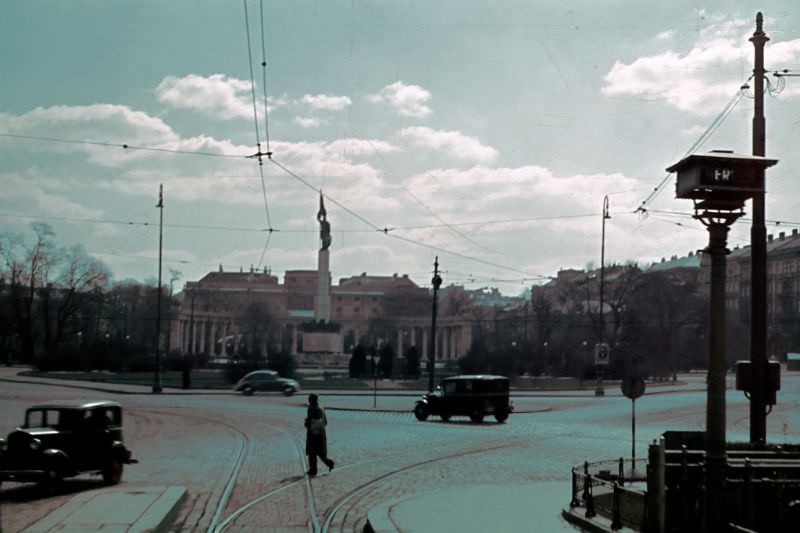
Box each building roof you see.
[648,254,702,271]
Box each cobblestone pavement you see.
[2,372,799,532]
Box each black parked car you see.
[414,374,513,423]
[0,400,137,487]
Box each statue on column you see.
[317,193,332,251]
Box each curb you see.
[363,497,409,533]
[561,507,633,533]
[21,486,187,533]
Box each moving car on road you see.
[234,369,301,396]
[0,400,137,487]
[414,374,512,423]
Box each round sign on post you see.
[621,376,646,400]
[594,343,610,366]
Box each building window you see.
[355,307,360,313]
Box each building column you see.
[421,329,428,360]
[397,329,403,356]
[291,325,298,356]
[442,327,449,360]
[208,320,217,357]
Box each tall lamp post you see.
[428,257,443,393]
[152,184,164,394]
[595,195,611,396]
[668,149,777,532]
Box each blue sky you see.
[2,1,800,294]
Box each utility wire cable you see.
[364,139,513,259]
[243,0,262,154]
[636,84,745,212]
[258,0,272,153]
[243,0,273,268]
[0,132,243,158]
[268,156,548,279]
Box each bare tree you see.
[0,223,109,362]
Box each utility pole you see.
[152,184,164,394]
[750,12,768,446]
[428,257,443,393]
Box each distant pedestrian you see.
[305,393,334,476]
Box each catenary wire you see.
[635,84,746,212]
[0,132,244,158]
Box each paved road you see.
[2,372,799,531]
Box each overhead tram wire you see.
[635,82,747,214]
[243,0,274,268]
[267,156,548,280]
[0,133,243,159]
[363,139,515,260]
[258,0,272,154]
[0,210,651,234]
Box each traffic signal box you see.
[667,150,778,211]
[735,360,781,405]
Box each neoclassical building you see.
[171,267,477,364]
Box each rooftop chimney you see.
[779,232,785,240]
[768,234,774,243]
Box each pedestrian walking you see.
[305,393,334,476]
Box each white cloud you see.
[156,74,254,119]
[302,94,352,111]
[367,81,432,118]
[405,165,638,216]
[0,172,103,220]
[602,19,800,115]
[399,126,498,163]
[294,116,321,128]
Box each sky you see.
[2,0,800,295]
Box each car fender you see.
[42,448,71,473]
[110,441,137,464]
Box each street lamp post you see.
[428,257,443,393]
[153,184,164,394]
[596,195,611,396]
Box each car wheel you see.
[414,404,429,421]
[242,385,254,396]
[440,413,451,422]
[469,411,484,423]
[494,410,509,423]
[283,386,295,396]
[102,459,123,485]
[41,467,62,489]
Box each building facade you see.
[172,267,478,365]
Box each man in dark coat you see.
[305,394,334,476]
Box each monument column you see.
[316,193,332,322]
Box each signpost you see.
[594,342,609,396]
[622,376,646,474]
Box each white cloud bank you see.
[302,94,352,111]
[156,74,254,119]
[368,81,432,118]
[602,17,800,115]
[399,127,498,163]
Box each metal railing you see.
[570,457,649,531]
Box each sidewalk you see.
[364,482,585,533]
[21,486,186,533]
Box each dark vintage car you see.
[414,374,513,423]
[0,400,137,486]
[233,369,301,396]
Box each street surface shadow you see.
[279,474,305,483]
[425,420,505,426]
[0,477,103,502]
